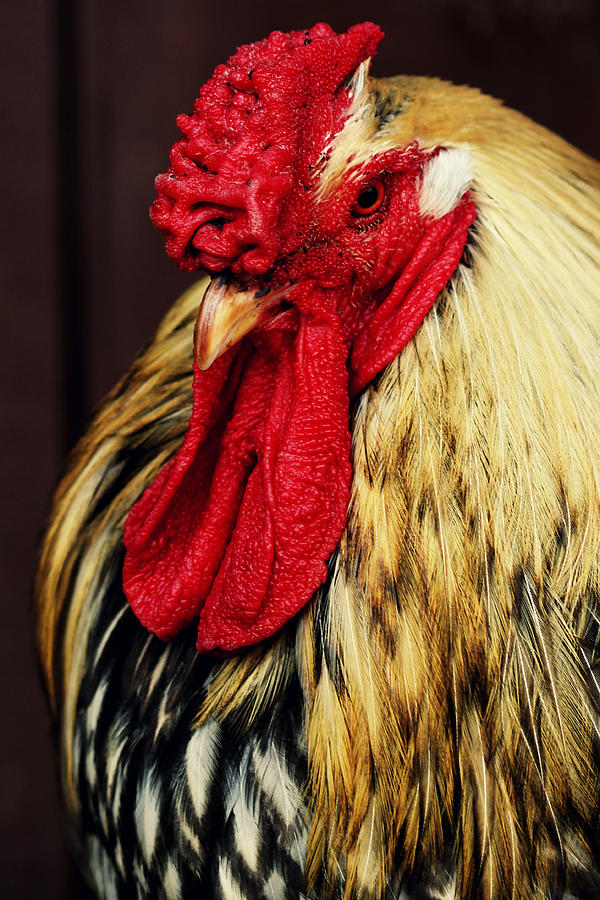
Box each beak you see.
[194,274,290,370]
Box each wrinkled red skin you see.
[150,22,383,276]
[123,23,477,652]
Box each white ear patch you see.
[419,148,474,219]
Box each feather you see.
[36,50,600,900]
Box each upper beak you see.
[194,274,290,370]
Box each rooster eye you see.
[352,180,385,216]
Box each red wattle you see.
[123,309,352,652]
[123,346,258,637]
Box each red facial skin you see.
[123,23,476,652]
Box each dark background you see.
[2,0,599,897]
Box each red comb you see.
[150,22,383,274]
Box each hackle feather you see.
[300,76,600,898]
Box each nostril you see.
[206,217,229,231]
[186,235,201,259]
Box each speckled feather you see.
[36,72,600,899]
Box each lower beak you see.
[194,274,290,370]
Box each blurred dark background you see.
[2,0,599,897]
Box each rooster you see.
[36,21,600,900]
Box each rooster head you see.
[123,23,476,652]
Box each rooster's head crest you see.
[150,22,383,276]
